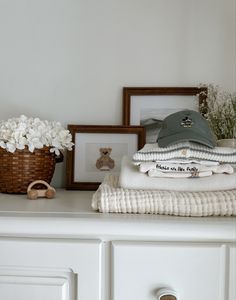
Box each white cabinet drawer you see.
[112,241,230,300]
[0,238,101,300]
[229,245,236,300]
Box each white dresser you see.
[0,190,235,300]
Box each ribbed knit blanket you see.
[133,142,236,164]
[92,175,236,217]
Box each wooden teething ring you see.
[27,180,56,200]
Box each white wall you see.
[0,0,235,187]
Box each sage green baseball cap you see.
[157,110,217,148]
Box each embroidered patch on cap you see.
[181,116,193,128]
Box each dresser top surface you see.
[0,189,235,241]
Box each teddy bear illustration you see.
[96,147,115,171]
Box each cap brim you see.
[158,131,216,148]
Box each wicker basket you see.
[0,147,63,194]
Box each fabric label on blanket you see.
[139,162,234,175]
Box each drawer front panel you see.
[0,238,101,300]
[112,241,225,300]
[229,245,236,300]
[0,271,72,300]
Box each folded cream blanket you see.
[133,142,236,164]
[119,156,236,191]
[91,175,236,216]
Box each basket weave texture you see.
[0,147,58,194]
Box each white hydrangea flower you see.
[0,115,74,154]
[6,142,16,153]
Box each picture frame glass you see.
[74,132,138,182]
[130,95,199,143]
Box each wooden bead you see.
[45,189,55,199]
[27,190,38,200]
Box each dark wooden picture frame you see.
[123,87,206,143]
[66,125,145,190]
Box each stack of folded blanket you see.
[92,146,236,216]
[92,110,236,217]
[119,145,236,192]
[132,142,235,180]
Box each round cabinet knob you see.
[156,288,179,300]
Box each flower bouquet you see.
[0,115,73,193]
[200,84,236,141]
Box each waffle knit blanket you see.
[133,142,236,164]
[91,175,236,216]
